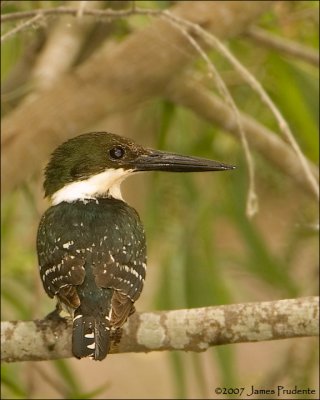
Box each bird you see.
[37,131,235,361]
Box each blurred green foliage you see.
[1,1,318,399]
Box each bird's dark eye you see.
[109,146,125,159]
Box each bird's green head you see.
[44,131,235,205]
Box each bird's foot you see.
[44,304,66,322]
[111,327,123,346]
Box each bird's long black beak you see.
[134,149,235,172]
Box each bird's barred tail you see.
[72,308,111,361]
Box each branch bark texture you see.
[1,297,318,363]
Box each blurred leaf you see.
[267,55,319,161]
[169,352,187,399]
[157,100,176,149]
[0,35,22,81]
[1,192,18,243]
[225,169,298,296]
[1,365,27,398]
[190,353,208,398]
[72,382,111,400]
[214,346,237,388]
[1,282,32,319]
[53,359,82,396]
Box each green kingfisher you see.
[37,131,235,361]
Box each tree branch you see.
[246,26,319,67]
[1,297,318,363]
[30,1,104,91]
[1,1,272,194]
[0,6,140,23]
[1,14,43,43]
[165,75,319,196]
[163,14,258,217]
[176,14,319,200]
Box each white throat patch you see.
[51,168,133,205]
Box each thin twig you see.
[166,74,319,197]
[76,1,87,19]
[2,3,317,203]
[160,10,320,201]
[162,16,258,217]
[246,26,319,67]
[1,13,43,42]
[0,6,157,22]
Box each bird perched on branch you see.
[37,131,235,360]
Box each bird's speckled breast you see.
[37,198,147,302]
